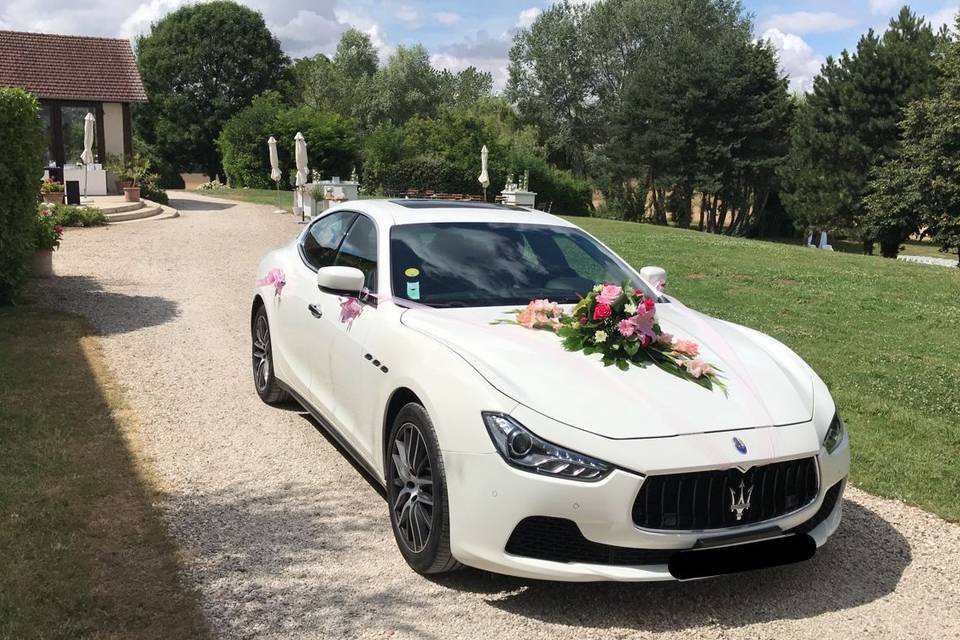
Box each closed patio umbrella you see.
[478,144,490,201]
[80,112,95,202]
[267,136,285,214]
[295,132,309,222]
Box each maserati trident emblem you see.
[733,437,747,454]
[729,479,754,521]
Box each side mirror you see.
[640,265,666,292]
[317,266,365,295]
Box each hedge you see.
[0,89,44,304]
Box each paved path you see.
[35,192,960,639]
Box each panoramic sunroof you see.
[389,199,529,212]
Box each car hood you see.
[400,300,813,439]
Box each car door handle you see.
[308,303,323,318]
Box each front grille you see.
[505,516,675,566]
[632,457,819,530]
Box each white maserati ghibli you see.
[251,199,849,581]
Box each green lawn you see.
[572,218,960,522]
[0,306,208,639]
[188,186,295,211]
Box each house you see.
[0,30,146,193]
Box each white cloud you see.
[761,28,824,93]
[517,7,541,29]
[869,0,900,15]
[431,30,513,90]
[394,5,418,26]
[432,12,462,26]
[334,8,392,59]
[119,0,189,38]
[759,11,857,35]
[270,8,344,58]
[929,5,959,31]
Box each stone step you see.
[98,199,145,215]
[108,200,179,224]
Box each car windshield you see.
[390,222,644,307]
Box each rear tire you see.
[386,403,462,574]
[252,304,290,405]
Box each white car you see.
[251,199,849,581]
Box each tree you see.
[217,91,359,189]
[370,45,443,124]
[866,22,960,264]
[135,1,289,180]
[781,7,943,250]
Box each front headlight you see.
[823,412,845,453]
[482,412,611,481]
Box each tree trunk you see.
[862,239,875,255]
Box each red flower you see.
[643,297,656,311]
[54,225,64,234]
[634,288,644,296]
[592,303,613,321]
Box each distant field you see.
[573,217,960,522]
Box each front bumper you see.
[443,415,850,582]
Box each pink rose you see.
[597,284,623,305]
[593,303,613,321]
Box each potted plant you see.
[39,178,64,204]
[33,206,64,278]
[107,153,150,201]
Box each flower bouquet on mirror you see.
[494,281,725,391]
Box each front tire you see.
[252,304,289,405]
[386,403,461,574]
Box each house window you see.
[61,103,99,165]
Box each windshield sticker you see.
[404,267,420,278]
[406,281,421,300]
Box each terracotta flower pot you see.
[41,192,63,204]
[31,249,53,278]
[123,186,141,202]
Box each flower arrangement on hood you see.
[495,281,724,391]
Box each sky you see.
[0,0,957,93]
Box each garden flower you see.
[594,330,607,343]
[592,303,613,320]
[597,284,622,305]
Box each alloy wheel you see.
[391,422,435,553]
[252,314,271,392]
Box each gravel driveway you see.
[35,192,960,639]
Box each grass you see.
[187,187,378,212]
[0,306,208,639]
[191,186,295,211]
[571,218,960,522]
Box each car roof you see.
[322,199,578,229]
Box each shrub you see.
[218,91,361,189]
[34,208,64,250]
[43,203,106,227]
[140,182,169,205]
[39,178,64,194]
[0,88,44,304]
[197,179,226,191]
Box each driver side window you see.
[335,215,378,291]
[301,211,357,270]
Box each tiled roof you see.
[0,30,147,103]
